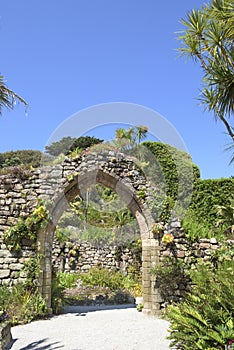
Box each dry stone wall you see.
[0,151,231,316]
[52,240,141,275]
[0,150,158,315]
[0,169,40,286]
[154,218,234,309]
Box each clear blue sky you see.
[0,0,233,179]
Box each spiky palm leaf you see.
[0,75,27,114]
[177,0,234,162]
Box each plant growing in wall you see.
[161,233,174,245]
[152,222,164,236]
[23,254,42,291]
[150,257,190,304]
[3,200,50,251]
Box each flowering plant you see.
[226,340,234,350]
[152,222,164,235]
[0,310,8,324]
[162,233,174,245]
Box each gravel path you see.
[10,305,172,350]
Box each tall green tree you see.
[178,0,234,159]
[0,74,27,114]
[45,136,103,156]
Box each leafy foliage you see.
[57,184,139,245]
[180,178,234,241]
[188,178,234,228]
[166,260,234,349]
[45,136,103,156]
[113,125,148,151]
[0,150,46,169]
[142,141,199,221]
[216,199,234,236]
[178,0,234,160]
[3,201,50,251]
[0,284,48,326]
[182,211,215,242]
[52,267,142,312]
[23,254,42,291]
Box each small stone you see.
[0,270,10,278]
[176,251,185,258]
[9,263,24,271]
[199,243,210,249]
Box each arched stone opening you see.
[38,167,161,316]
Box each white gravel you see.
[10,305,172,350]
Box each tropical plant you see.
[114,125,148,152]
[166,260,234,349]
[0,74,27,114]
[177,0,234,161]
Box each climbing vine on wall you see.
[3,200,50,251]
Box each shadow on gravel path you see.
[10,307,171,350]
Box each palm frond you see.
[0,75,27,115]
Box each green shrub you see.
[51,271,82,314]
[0,150,45,169]
[77,267,141,297]
[56,271,79,289]
[166,260,234,350]
[51,275,66,315]
[181,211,215,242]
[0,284,48,326]
[188,178,234,229]
[142,141,199,221]
[78,267,125,290]
[23,254,41,291]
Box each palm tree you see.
[115,127,134,151]
[136,125,148,145]
[0,74,27,114]
[178,0,234,160]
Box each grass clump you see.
[0,284,49,326]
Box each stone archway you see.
[0,149,162,316]
[38,150,161,316]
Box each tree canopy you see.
[0,150,45,169]
[45,136,103,156]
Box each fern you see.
[166,260,234,349]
